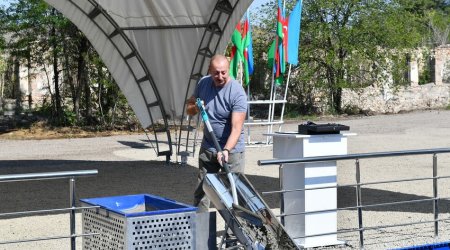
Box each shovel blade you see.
[203,173,299,250]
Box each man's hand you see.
[217,150,229,166]
[186,97,199,116]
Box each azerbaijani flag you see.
[230,14,254,86]
[287,0,303,65]
[230,22,243,80]
[242,12,254,86]
[268,0,287,85]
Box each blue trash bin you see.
[80,194,214,250]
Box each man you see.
[186,54,247,213]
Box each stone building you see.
[341,45,450,114]
[0,55,58,115]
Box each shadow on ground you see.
[0,160,280,216]
[117,140,152,149]
[0,160,445,217]
[338,186,449,214]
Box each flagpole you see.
[267,4,275,144]
[268,0,281,144]
[269,0,286,138]
[279,64,292,131]
[269,74,277,139]
[238,55,251,143]
[246,10,252,129]
[282,0,290,132]
[267,62,275,145]
[281,0,302,131]
[247,82,251,144]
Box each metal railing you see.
[0,170,99,250]
[258,148,450,249]
[244,99,288,146]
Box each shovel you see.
[196,98,239,205]
[196,98,299,249]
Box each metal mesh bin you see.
[81,194,208,250]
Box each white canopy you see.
[44,0,253,130]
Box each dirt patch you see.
[0,121,139,140]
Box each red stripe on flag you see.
[283,17,289,62]
[242,19,248,38]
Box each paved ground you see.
[0,110,450,249]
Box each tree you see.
[2,0,66,118]
[0,0,137,129]
[0,33,6,98]
[252,0,428,113]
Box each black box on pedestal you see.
[298,121,349,135]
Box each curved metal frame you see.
[44,0,253,162]
[46,0,172,158]
[177,0,240,162]
[86,0,172,157]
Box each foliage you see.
[1,0,449,129]
[284,103,318,119]
[0,50,5,75]
[251,0,446,114]
[0,0,137,129]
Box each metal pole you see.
[69,178,76,250]
[0,170,98,182]
[258,148,450,166]
[1,73,4,98]
[269,82,277,141]
[271,0,286,135]
[280,164,285,225]
[355,159,364,248]
[247,83,251,144]
[267,68,275,145]
[279,64,291,132]
[433,153,438,237]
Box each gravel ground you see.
[0,110,449,249]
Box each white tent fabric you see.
[44,0,253,129]
[100,0,215,27]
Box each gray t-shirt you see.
[194,76,247,153]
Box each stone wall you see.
[341,83,450,114]
[341,45,450,114]
[436,45,450,84]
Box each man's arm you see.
[224,112,246,151]
[219,111,246,163]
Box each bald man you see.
[186,55,247,213]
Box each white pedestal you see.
[269,132,355,248]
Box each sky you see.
[249,0,271,11]
[0,0,11,8]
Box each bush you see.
[343,105,363,115]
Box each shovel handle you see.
[196,98,232,173]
